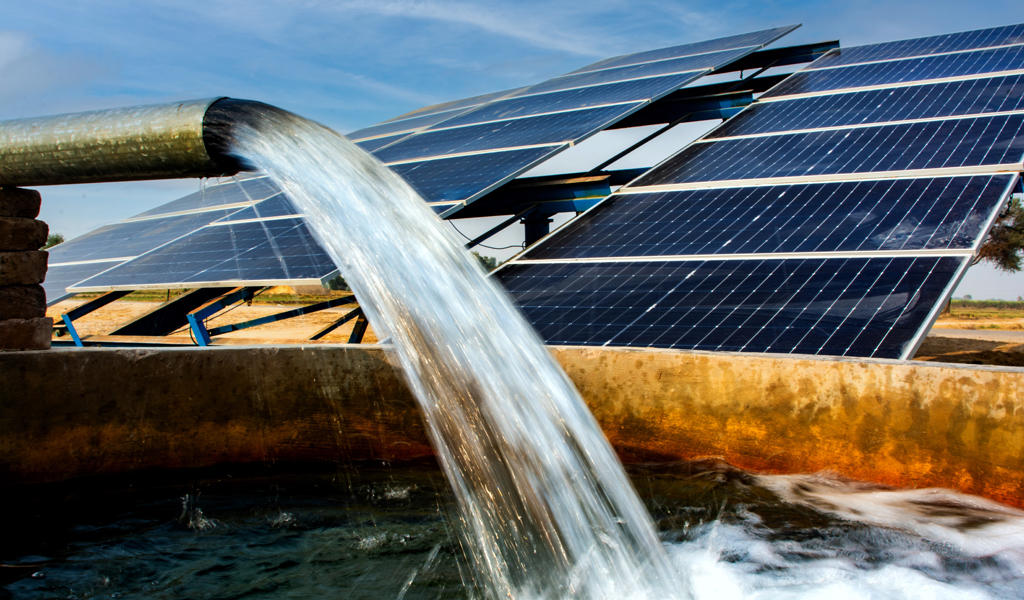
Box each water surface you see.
[4,462,1022,600]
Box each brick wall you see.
[0,188,52,350]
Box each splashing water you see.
[206,101,680,599]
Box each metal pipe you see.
[0,97,254,186]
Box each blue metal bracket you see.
[57,290,132,347]
[186,287,266,346]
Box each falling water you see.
[204,101,681,599]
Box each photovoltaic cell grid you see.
[632,114,1024,185]
[762,44,1024,99]
[524,176,1013,259]
[348,26,799,213]
[500,256,960,357]
[347,88,524,147]
[501,22,1024,360]
[709,74,1024,138]
[71,218,336,291]
[45,176,282,302]
[50,177,338,299]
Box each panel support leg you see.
[57,290,132,347]
[348,313,369,343]
[522,213,554,247]
[185,286,266,346]
[309,306,363,341]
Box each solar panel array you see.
[48,27,798,299]
[498,23,1024,360]
[48,175,337,301]
[346,26,798,217]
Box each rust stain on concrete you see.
[2,345,1023,507]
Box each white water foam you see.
[666,471,1024,599]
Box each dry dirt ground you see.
[916,313,1024,367]
[47,299,378,345]
[47,299,1024,367]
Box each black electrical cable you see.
[449,221,524,251]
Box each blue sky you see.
[4,0,1024,297]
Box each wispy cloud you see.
[315,0,612,56]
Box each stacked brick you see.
[0,187,51,350]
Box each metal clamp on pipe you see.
[0,98,263,186]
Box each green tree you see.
[975,196,1024,272]
[472,252,498,271]
[41,233,64,249]
[326,274,349,291]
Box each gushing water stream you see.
[205,102,681,599]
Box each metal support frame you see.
[522,213,555,247]
[648,75,791,105]
[457,170,648,220]
[589,42,838,174]
[56,290,132,347]
[348,313,369,343]
[186,286,266,346]
[589,66,781,175]
[189,293,358,345]
[609,92,754,130]
[711,41,840,75]
[309,306,363,341]
[109,287,236,336]
[465,204,539,249]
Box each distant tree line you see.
[950,299,1024,309]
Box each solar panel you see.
[211,193,298,221]
[70,217,336,291]
[44,176,279,303]
[346,88,523,141]
[633,114,1024,185]
[710,74,1024,138]
[568,26,802,74]
[427,74,702,129]
[63,209,252,261]
[522,176,1013,259]
[369,25,799,205]
[387,146,569,214]
[130,175,278,219]
[500,256,962,356]
[763,44,1024,99]
[375,104,643,164]
[806,23,1024,69]
[355,134,409,152]
[43,261,126,304]
[502,51,730,97]
[498,23,1024,360]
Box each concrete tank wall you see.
[2,345,1023,507]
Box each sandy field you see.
[46,298,1024,367]
[47,299,378,345]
